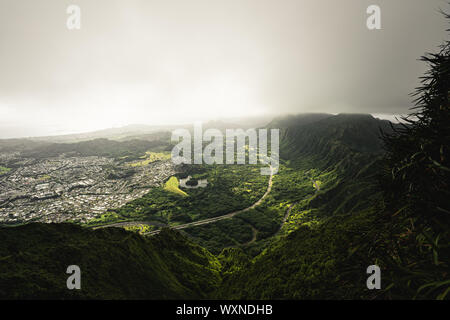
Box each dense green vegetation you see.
[216,24,450,299]
[124,224,155,234]
[0,166,10,175]
[0,224,220,299]
[378,25,450,299]
[1,104,448,299]
[180,162,311,254]
[181,219,254,254]
[1,23,449,299]
[218,207,381,299]
[216,111,448,299]
[86,164,267,228]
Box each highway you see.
[141,166,274,236]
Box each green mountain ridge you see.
[0,110,447,300]
[277,113,393,159]
[0,223,220,299]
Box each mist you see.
[0,0,447,138]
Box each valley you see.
[1,0,448,303]
[0,112,448,300]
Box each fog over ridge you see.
[0,0,446,138]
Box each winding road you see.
[142,166,274,236]
[95,168,321,239]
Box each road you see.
[92,220,165,230]
[141,166,274,236]
[96,168,320,238]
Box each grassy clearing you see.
[0,166,11,175]
[164,176,188,197]
[86,164,267,229]
[85,212,129,227]
[128,152,171,167]
[124,224,155,234]
[313,180,322,190]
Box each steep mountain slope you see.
[218,208,379,299]
[0,224,220,299]
[1,112,445,300]
[212,114,391,299]
[268,113,333,129]
[273,114,393,217]
[217,111,447,300]
[277,113,393,163]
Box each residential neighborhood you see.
[0,153,175,223]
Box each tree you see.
[382,11,450,232]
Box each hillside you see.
[276,113,393,160]
[19,138,172,159]
[0,224,220,299]
[0,110,447,300]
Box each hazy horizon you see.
[0,112,405,140]
[1,0,447,138]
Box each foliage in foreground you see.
[1,20,449,299]
[380,19,450,299]
[0,224,220,299]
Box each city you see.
[0,152,175,224]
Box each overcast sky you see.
[0,0,448,138]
